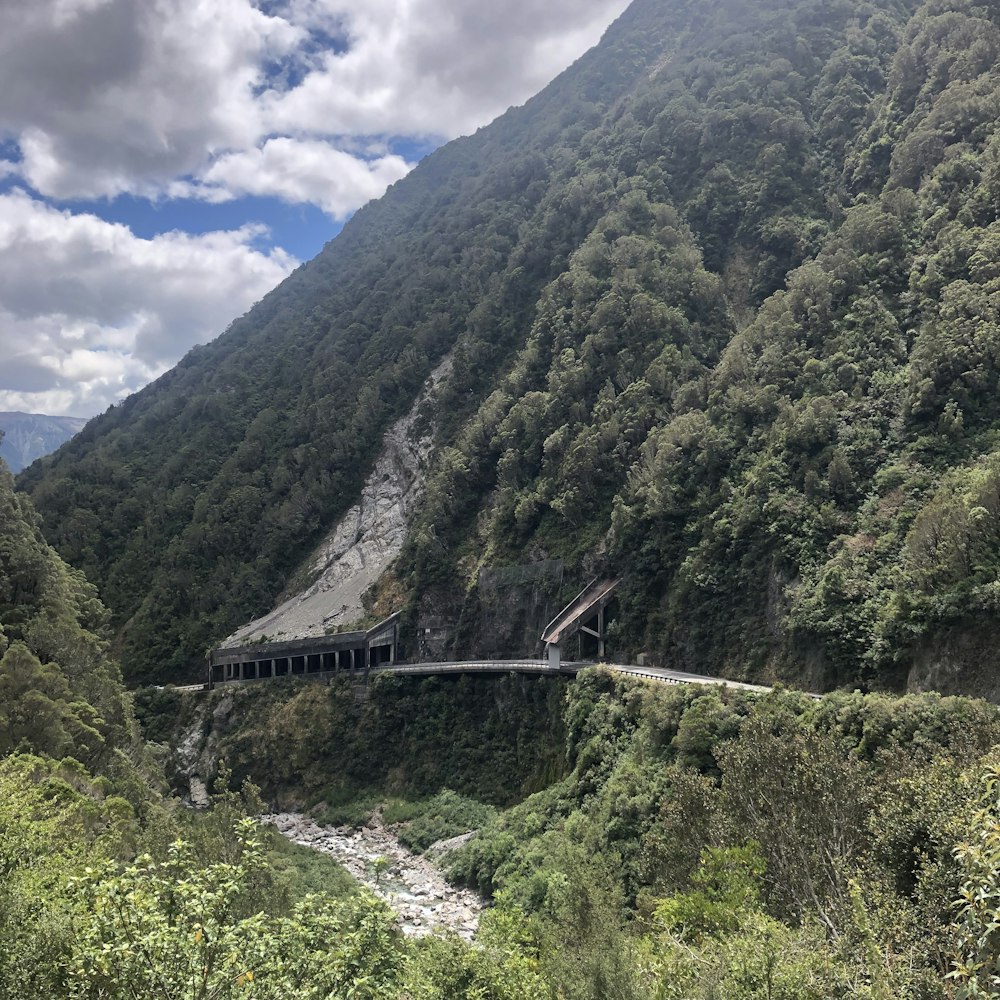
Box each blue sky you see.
[0,0,629,417]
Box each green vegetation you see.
[443,668,1000,998]
[66,822,400,1000]
[19,0,1000,697]
[12,0,1000,995]
[197,672,569,807]
[383,790,497,852]
[0,460,546,998]
[404,0,1000,691]
[6,453,1000,997]
[138,663,1000,998]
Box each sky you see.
[0,0,631,418]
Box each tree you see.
[950,759,1000,999]
[67,819,402,1000]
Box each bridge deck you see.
[181,658,819,699]
[376,659,587,677]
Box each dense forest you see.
[18,0,1000,696]
[96,656,1000,999]
[0,458,558,997]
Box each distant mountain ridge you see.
[0,412,87,473]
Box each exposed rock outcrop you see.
[172,692,234,808]
[226,356,453,645]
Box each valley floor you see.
[266,811,483,939]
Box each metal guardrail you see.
[371,659,588,676]
[169,658,820,699]
[607,665,821,700]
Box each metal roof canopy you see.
[210,611,401,668]
[541,578,620,648]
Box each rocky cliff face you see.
[0,412,86,473]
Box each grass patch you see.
[264,828,358,901]
[311,787,382,828]
[383,790,497,852]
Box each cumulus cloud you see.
[265,0,631,139]
[0,0,298,199]
[0,190,295,416]
[0,0,629,205]
[191,138,413,218]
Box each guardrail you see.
[371,659,589,677]
[167,659,819,699]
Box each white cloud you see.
[0,0,632,415]
[0,0,630,205]
[0,0,298,199]
[263,0,631,139]
[194,138,413,218]
[0,190,296,416]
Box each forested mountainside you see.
[5,430,1000,996]
[20,0,1000,689]
[0,461,135,769]
[0,413,87,474]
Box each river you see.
[264,812,484,939]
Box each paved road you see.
[174,659,819,699]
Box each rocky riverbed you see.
[264,812,484,939]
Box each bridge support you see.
[578,605,606,659]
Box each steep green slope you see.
[21,0,1000,694]
[0,458,137,772]
[606,0,1000,690]
[18,0,682,683]
[404,0,1000,692]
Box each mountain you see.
[0,411,87,473]
[19,0,1000,694]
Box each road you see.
[174,659,819,699]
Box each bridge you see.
[202,587,817,698]
[542,577,619,667]
[196,653,800,698]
